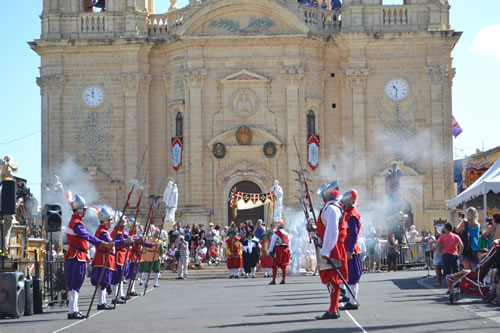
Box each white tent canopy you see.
[448,158,500,209]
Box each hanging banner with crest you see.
[171,136,183,171]
[229,190,275,211]
[307,134,320,171]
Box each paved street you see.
[1,269,499,333]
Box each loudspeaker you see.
[0,180,16,215]
[0,272,25,318]
[43,204,62,232]
[24,278,33,316]
[32,277,43,314]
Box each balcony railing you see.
[383,6,408,25]
[80,13,105,33]
[148,10,185,37]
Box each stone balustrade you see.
[382,5,408,25]
[299,5,341,34]
[148,10,186,37]
[80,13,106,33]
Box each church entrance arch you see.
[227,181,264,226]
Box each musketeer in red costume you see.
[268,221,291,285]
[91,207,130,310]
[225,229,241,279]
[315,181,347,320]
[65,195,114,319]
[339,189,363,311]
[110,216,131,304]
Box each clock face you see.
[82,87,104,107]
[385,79,409,102]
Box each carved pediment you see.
[218,69,270,84]
[177,0,309,37]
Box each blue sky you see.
[0,0,498,200]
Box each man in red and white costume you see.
[315,181,348,320]
[268,221,291,285]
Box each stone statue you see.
[169,0,178,11]
[163,180,178,223]
[237,93,253,114]
[270,179,283,222]
[385,162,402,202]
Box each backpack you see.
[458,221,473,257]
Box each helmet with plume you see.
[341,189,358,208]
[317,181,340,201]
[98,207,114,222]
[71,194,87,213]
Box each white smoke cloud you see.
[469,25,500,60]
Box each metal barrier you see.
[379,241,427,268]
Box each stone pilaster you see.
[183,69,207,205]
[425,64,453,206]
[345,67,369,192]
[119,73,152,186]
[37,74,66,201]
[281,65,304,204]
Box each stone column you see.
[281,66,304,204]
[345,67,369,192]
[425,64,453,205]
[183,69,207,206]
[37,74,66,202]
[119,73,151,188]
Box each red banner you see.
[307,134,320,171]
[171,136,183,171]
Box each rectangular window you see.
[382,0,406,5]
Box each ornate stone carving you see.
[345,68,369,88]
[208,16,275,34]
[231,88,259,118]
[183,68,207,88]
[119,73,152,93]
[36,74,66,94]
[280,66,304,86]
[72,104,114,171]
[236,126,252,145]
[425,64,454,85]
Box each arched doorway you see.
[228,181,264,226]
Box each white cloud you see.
[469,25,500,60]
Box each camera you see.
[458,213,464,219]
[485,217,493,225]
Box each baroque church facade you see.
[32,0,459,230]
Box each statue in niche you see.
[385,162,403,202]
[237,92,253,115]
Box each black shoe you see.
[97,303,113,310]
[235,276,239,279]
[229,275,234,279]
[154,284,159,288]
[176,277,183,280]
[129,291,139,297]
[269,280,276,285]
[315,311,340,320]
[113,298,125,304]
[139,282,143,286]
[340,289,346,297]
[279,280,285,285]
[340,303,359,311]
[68,312,85,320]
[339,296,349,303]
[122,280,128,284]
[119,296,126,301]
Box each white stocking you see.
[130,280,136,293]
[119,282,125,298]
[111,284,118,300]
[145,272,150,283]
[154,273,160,286]
[139,272,143,283]
[68,290,75,313]
[251,267,256,277]
[102,287,107,305]
[73,291,80,313]
[347,283,359,305]
[97,288,103,305]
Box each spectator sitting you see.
[208,242,219,266]
[194,240,208,269]
[166,243,178,272]
[445,248,490,287]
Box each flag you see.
[307,134,320,171]
[452,116,463,138]
[171,136,183,171]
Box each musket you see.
[86,145,148,318]
[125,178,163,299]
[113,163,150,309]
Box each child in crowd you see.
[208,242,220,266]
[194,239,208,269]
[166,242,178,272]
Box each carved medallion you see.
[231,89,258,118]
[213,142,226,159]
[236,126,252,145]
[263,142,277,158]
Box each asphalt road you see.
[1,269,499,333]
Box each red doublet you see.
[111,226,127,266]
[225,238,241,269]
[344,207,362,254]
[92,225,116,270]
[129,242,142,262]
[316,203,348,286]
[273,230,291,269]
[65,214,90,262]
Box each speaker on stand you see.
[42,204,62,233]
[0,272,25,318]
[24,277,33,315]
